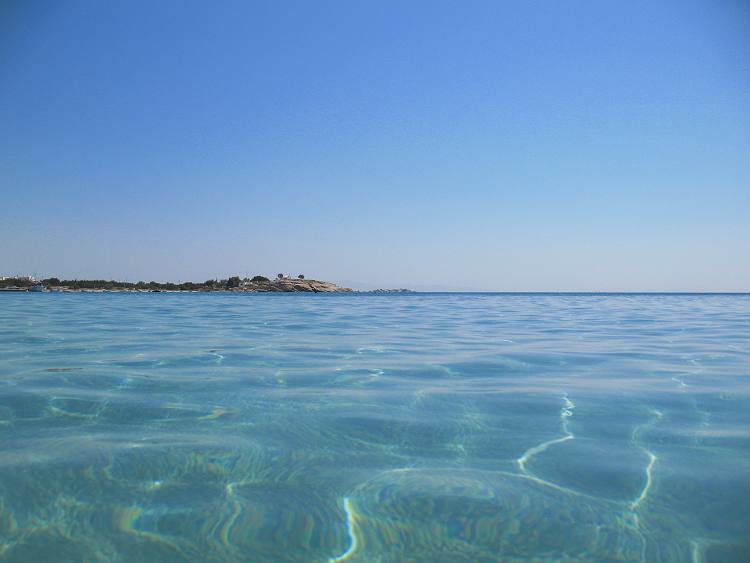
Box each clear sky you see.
[1,0,748,291]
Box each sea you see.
[1,293,748,562]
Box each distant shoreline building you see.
[0,275,36,282]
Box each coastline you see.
[1,277,353,293]
[0,275,420,294]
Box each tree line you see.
[0,275,282,291]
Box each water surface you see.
[1,293,749,561]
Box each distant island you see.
[367,288,415,294]
[0,274,353,293]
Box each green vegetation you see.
[0,277,34,288]
[1,275,284,291]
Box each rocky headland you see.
[243,278,352,293]
[0,275,353,293]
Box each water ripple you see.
[1,293,749,561]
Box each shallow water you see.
[1,293,748,562]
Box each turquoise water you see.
[1,293,749,562]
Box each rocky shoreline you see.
[0,276,421,294]
[0,276,353,293]
[238,278,352,293]
[7,280,352,293]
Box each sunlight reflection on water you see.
[1,293,749,561]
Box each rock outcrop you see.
[244,278,352,293]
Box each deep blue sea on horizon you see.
[1,293,749,561]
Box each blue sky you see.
[1,0,748,290]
